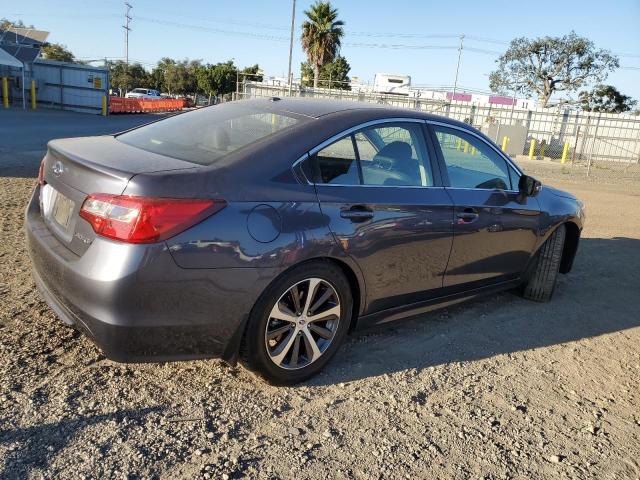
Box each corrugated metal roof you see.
[1,44,40,63]
[0,27,49,45]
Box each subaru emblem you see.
[52,161,64,177]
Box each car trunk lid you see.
[40,135,197,256]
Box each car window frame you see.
[425,121,522,192]
[295,117,445,188]
[314,133,363,186]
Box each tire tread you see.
[521,224,566,302]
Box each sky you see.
[3,0,640,101]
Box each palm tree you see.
[301,1,345,88]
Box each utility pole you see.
[451,34,464,102]
[287,0,296,96]
[123,2,132,66]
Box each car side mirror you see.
[518,175,542,198]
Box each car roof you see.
[236,97,470,128]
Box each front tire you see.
[240,262,353,385]
[520,224,566,302]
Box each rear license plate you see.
[52,191,75,229]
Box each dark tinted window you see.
[315,136,360,185]
[117,103,300,165]
[433,126,511,190]
[355,123,433,187]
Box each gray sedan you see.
[25,98,584,384]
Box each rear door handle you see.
[341,206,374,222]
[456,208,479,224]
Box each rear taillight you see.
[38,158,46,186]
[79,194,225,244]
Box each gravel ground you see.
[2,170,640,478]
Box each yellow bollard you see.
[456,138,462,151]
[528,139,536,160]
[471,146,476,156]
[463,141,470,154]
[2,77,8,108]
[539,140,546,159]
[30,80,36,110]
[501,136,509,152]
[561,141,569,163]
[101,95,107,116]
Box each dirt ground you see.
[1,168,640,479]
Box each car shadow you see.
[0,406,163,478]
[307,236,640,386]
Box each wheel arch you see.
[280,256,365,332]
[559,221,581,274]
[230,255,365,365]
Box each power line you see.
[135,16,290,42]
[344,42,458,50]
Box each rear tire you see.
[520,224,566,302]
[240,262,352,385]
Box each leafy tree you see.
[301,55,351,90]
[241,64,263,82]
[579,85,637,113]
[489,32,619,108]
[150,58,194,95]
[195,60,237,96]
[41,43,76,63]
[108,61,149,93]
[0,18,34,30]
[209,61,237,95]
[301,1,344,88]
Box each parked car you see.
[125,88,161,99]
[26,98,584,384]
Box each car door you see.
[427,122,540,289]
[308,119,454,313]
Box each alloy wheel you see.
[264,278,341,370]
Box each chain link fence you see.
[235,82,640,186]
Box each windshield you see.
[117,103,301,165]
[131,89,147,93]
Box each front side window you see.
[432,126,512,190]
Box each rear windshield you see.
[132,89,147,93]
[117,103,300,165]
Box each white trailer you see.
[373,73,411,95]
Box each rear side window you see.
[117,104,300,165]
[313,122,433,187]
[356,123,432,187]
[316,136,360,185]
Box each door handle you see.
[340,206,374,222]
[456,208,479,224]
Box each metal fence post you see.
[571,126,580,165]
[587,114,602,177]
[578,115,591,163]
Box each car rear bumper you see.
[24,186,280,364]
